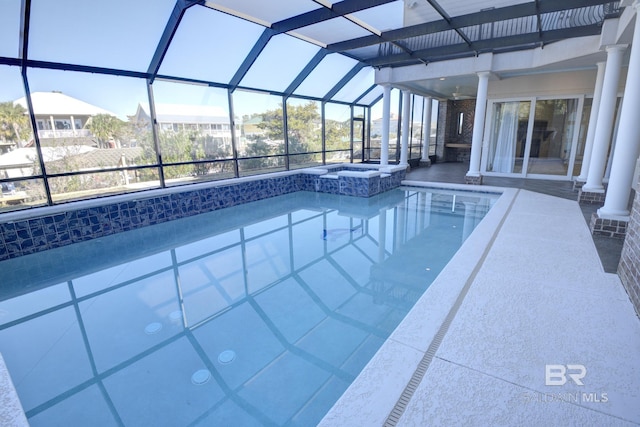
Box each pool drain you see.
[191,369,211,385]
[218,350,236,364]
[144,322,163,335]
[169,310,183,322]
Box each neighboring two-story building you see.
[14,91,115,143]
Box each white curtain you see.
[492,103,519,173]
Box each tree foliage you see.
[0,102,32,145]
[256,101,324,153]
[325,118,350,151]
[86,114,125,148]
[286,102,322,153]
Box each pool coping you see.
[318,182,518,426]
[0,353,29,427]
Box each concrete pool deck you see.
[320,184,640,426]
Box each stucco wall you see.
[487,68,627,99]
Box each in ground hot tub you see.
[301,164,407,197]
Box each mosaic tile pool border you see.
[0,168,406,260]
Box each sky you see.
[0,0,436,123]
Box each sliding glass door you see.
[526,99,579,176]
[485,100,531,175]
[483,97,582,179]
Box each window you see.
[287,98,322,169]
[325,103,351,163]
[233,90,286,176]
[409,96,425,160]
[24,68,159,202]
[0,65,47,211]
[151,81,234,185]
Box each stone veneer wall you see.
[445,99,475,144]
[435,99,476,163]
[0,167,405,261]
[618,180,640,317]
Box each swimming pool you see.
[0,187,498,426]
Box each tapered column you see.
[576,62,606,184]
[400,90,410,167]
[421,97,433,162]
[381,85,391,166]
[582,45,626,195]
[466,71,490,185]
[599,3,640,218]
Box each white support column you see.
[599,3,640,219]
[576,61,606,183]
[49,116,56,138]
[400,90,410,167]
[418,192,426,230]
[70,115,77,137]
[396,203,406,249]
[421,97,432,162]
[582,45,626,193]
[380,85,391,166]
[462,201,478,243]
[466,71,490,184]
[378,208,387,263]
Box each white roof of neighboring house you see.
[137,103,229,124]
[14,92,115,117]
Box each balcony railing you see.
[38,129,93,139]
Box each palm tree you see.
[0,102,31,147]
[86,114,124,148]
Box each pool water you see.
[0,187,497,426]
